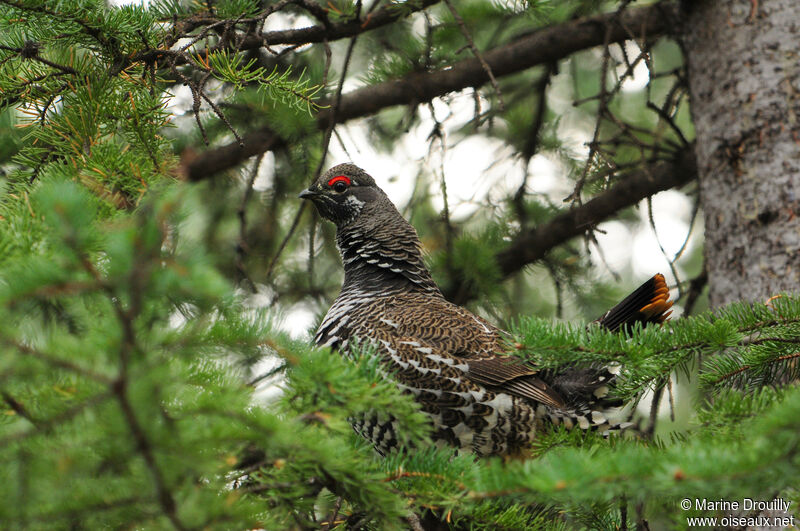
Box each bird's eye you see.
[327,175,351,194]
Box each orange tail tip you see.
[641,273,674,323]
[595,273,674,332]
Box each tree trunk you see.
[683,0,800,308]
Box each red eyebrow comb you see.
[327,175,351,186]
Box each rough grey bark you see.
[683,0,800,308]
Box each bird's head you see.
[298,163,385,227]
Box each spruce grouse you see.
[300,163,673,457]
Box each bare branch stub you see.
[514,62,557,225]
[236,154,264,293]
[443,0,505,111]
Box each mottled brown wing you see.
[464,356,567,409]
[378,294,567,409]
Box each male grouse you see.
[300,163,672,456]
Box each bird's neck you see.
[335,220,443,298]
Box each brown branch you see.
[681,266,708,317]
[183,2,678,181]
[1,391,37,425]
[447,148,698,304]
[712,352,800,386]
[24,496,147,525]
[643,380,665,439]
[182,129,280,180]
[155,0,441,68]
[0,42,80,75]
[514,63,556,224]
[253,0,442,47]
[314,5,365,179]
[647,196,683,295]
[25,280,105,298]
[521,64,556,162]
[115,388,185,530]
[322,2,677,123]
[265,202,306,281]
[68,232,182,527]
[567,13,615,207]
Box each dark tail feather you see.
[594,273,673,333]
[541,364,627,433]
[542,274,673,432]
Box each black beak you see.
[298,188,316,199]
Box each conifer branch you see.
[182,2,678,181]
[0,0,110,48]
[2,337,113,385]
[79,254,184,529]
[711,352,800,386]
[0,391,114,446]
[0,42,79,75]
